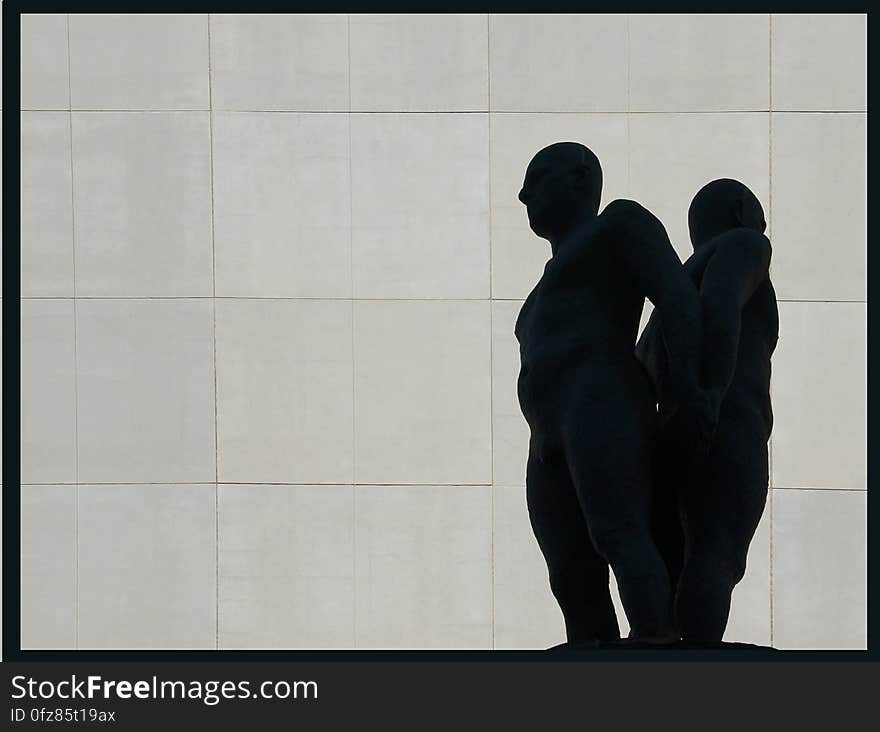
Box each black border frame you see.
[2,0,875,663]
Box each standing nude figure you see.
[515,142,715,644]
[638,178,777,643]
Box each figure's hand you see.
[660,389,721,462]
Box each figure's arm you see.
[698,228,772,403]
[604,199,703,408]
[634,308,666,399]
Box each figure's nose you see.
[518,187,528,205]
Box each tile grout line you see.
[207,13,221,652]
[66,13,80,652]
[486,12,495,651]
[347,13,357,651]
[19,481,865,491]
[769,487,775,648]
[625,14,632,196]
[771,485,868,492]
[768,12,774,116]
[16,296,871,305]
[768,12,775,650]
[20,108,867,115]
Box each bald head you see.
[525,142,603,208]
[518,142,603,240]
[688,178,766,249]
[531,141,601,172]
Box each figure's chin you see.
[528,215,548,238]
[527,204,558,239]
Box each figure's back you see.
[637,238,778,438]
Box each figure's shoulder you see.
[599,199,666,244]
[600,198,653,224]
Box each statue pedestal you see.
[546,639,776,651]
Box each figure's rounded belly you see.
[516,344,654,429]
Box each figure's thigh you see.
[650,436,687,587]
[682,418,769,572]
[525,446,606,577]
[560,394,658,558]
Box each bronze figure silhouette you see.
[515,142,716,644]
[638,178,778,643]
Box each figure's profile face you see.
[518,156,582,239]
[517,143,602,241]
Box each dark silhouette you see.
[636,178,778,643]
[515,142,715,644]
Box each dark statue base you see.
[545,640,777,652]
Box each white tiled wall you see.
[218,483,355,649]
[17,13,867,650]
[629,112,770,261]
[77,483,216,649]
[215,298,353,484]
[211,112,351,298]
[71,112,214,297]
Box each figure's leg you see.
[675,417,769,642]
[649,432,686,603]
[525,445,620,643]
[561,401,676,641]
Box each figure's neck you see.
[548,208,598,256]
